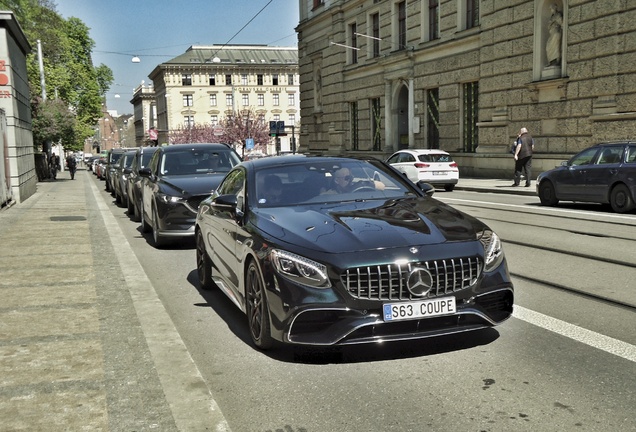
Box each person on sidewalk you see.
[512,127,534,187]
[49,152,60,180]
[66,154,77,180]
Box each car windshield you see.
[160,148,240,176]
[255,159,419,208]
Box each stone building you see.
[147,45,300,154]
[130,83,157,147]
[297,0,636,177]
[0,11,34,206]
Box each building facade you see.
[0,11,34,206]
[130,84,156,147]
[297,0,636,177]
[147,45,300,154]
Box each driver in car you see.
[325,167,385,194]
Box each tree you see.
[5,0,113,151]
[218,108,269,157]
[30,97,77,150]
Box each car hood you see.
[252,198,485,253]
[160,174,225,196]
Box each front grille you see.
[342,257,482,301]
[186,195,208,212]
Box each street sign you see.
[148,128,158,140]
[245,138,254,149]
[213,125,223,136]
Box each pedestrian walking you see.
[512,127,534,187]
[66,154,77,180]
[49,152,60,180]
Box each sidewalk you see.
[0,168,228,431]
[454,177,537,196]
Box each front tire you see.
[196,230,215,290]
[610,183,635,213]
[245,260,273,350]
[444,184,455,192]
[151,207,166,248]
[539,181,559,206]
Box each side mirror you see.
[123,167,132,174]
[560,161,568,167]
[139,167,152,178]
[212,194,238,210]
[416,181,435,197]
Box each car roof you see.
[242,154,384,169]
[395,149,450,155]
[156,143,234,152]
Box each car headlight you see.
[270,249,331,288]
[157,193,183,204]
[479,229,504,272]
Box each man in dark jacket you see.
[512,127,534,187]
[66,155,77,180]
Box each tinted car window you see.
[596,146,624,165]
[160,148,240,176]
[627,145,636,163]
[569,148,599,166]
[254,159,416,207]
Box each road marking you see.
[513,305,636,363]
[442,197,636,221]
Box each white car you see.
[386,149,459,191]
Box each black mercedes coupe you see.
[195,155,513,349]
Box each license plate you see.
[432,171,445,175]
[383,297,456,322]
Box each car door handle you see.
[609,169,618,175]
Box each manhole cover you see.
[50,216,87,221]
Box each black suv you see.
[105,148,134,193]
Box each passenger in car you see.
[259,174,284,205]
[324,167,385,194]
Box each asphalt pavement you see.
[0,168,532,430]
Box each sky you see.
[54,0,300,115]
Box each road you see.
[92,174,636,432]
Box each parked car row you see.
[93,143,243,248]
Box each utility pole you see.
[37,40,50,157]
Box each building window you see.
[273,94,279,106]
[184,115,194,128]
[182,74,192,86]
[428,0,440,41]
[211,115,218,126]
[463,82,479,153]
[288,74,294,84]
[466,0,480,29]
[241,74,248,85]
[312,0,324,10]
[371,13,380,57]
[210,94,217,106]
[288,93,295,106]
[350,102,359,150]
[183,94,193,107]
[225,74,232,85]
[349,22,358,64]
[209,75,216,85]
[257,74,263,85]
[257,94,264,106]
[258,114,265,124]
[371,98,381,151]
[289,114,296,124]
[426,88,440,149]
[226,94,233,107]
[397,1,407,50]
[273,114,280,121]
[242,94,249,106]
[272,74,279,86]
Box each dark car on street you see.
[139,143,241,247]
[126,146,160,221]
[105,148,132,192]
[112,149,136,207]
[195,155,514,350]
[537,141,636,213]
